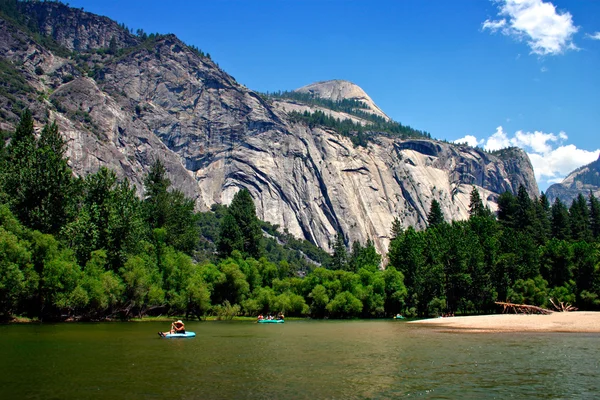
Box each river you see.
[1,320,599,399]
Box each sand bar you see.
[409,311,600,333]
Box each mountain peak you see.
[546,154,600,204]
[294,80,390,121]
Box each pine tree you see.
[3,114,73,234]
[329,232,348,270]
[589,192,600,240]
[497,191,518,229]
[427,199,444,228]
[217,212,244,258]
[468,186,486,218]
[2,110,36,223]
[108,36,117,55]
[532,192,551,245]
[551,198,570,240]
[143,159,171,230]
[142,159,198,254]
[222,189,262,259]
[390,217,403,240]
[515,185,534,232]
[349,239,381,272]
[569,194,592,242]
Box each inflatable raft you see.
[159,332,196,338]
[257,319,284,324]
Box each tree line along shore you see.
[1,110,599,322]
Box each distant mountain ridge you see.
[546,155,600,204]
[0,1,539,255]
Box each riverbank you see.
[409,311,600,333]
[4,315,304,323]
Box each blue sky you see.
[67,0,600,192]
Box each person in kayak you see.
[159,320,185,337]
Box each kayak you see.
[257,319,284,324]
[393,316,405,320]
[159,332,196,338]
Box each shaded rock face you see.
[0,4,539,256]
[546,156,600,205]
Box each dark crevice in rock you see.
[395,140,441,157]
[342,166,369,174]
[300,138,342,236]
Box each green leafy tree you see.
[79,250,123,317]
[507,276,548,307]
[308,284,329,317]
[0,226,31,318]
[211,259,250,305]
[326,291,362,318]
[186,268,212,319]
[382,267,407,316]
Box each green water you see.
[1,321,599,399]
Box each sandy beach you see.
[409,311,600,333]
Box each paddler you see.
[159,319,185,337]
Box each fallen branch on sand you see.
[549,298,578,312]
[495,301,553,315]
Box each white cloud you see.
[482,0,579,56]
[461,126,600,190]
[484,126,511,151]
[512,129,563,153]
[482,18,507,31]
[453,135,483,147]
[586,32,600,40]
[528,145,600,182]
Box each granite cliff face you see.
[546,155,600,205]
[295,80,390,121]
[0,3,539,255]
[22,1,139,51]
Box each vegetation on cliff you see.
[267,89,432,147]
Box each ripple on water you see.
[0,321,599,399]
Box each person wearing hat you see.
[171,320,185,334]
[159,320,185,337]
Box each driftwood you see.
[495,301,553,315]
[549,298,578,312]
